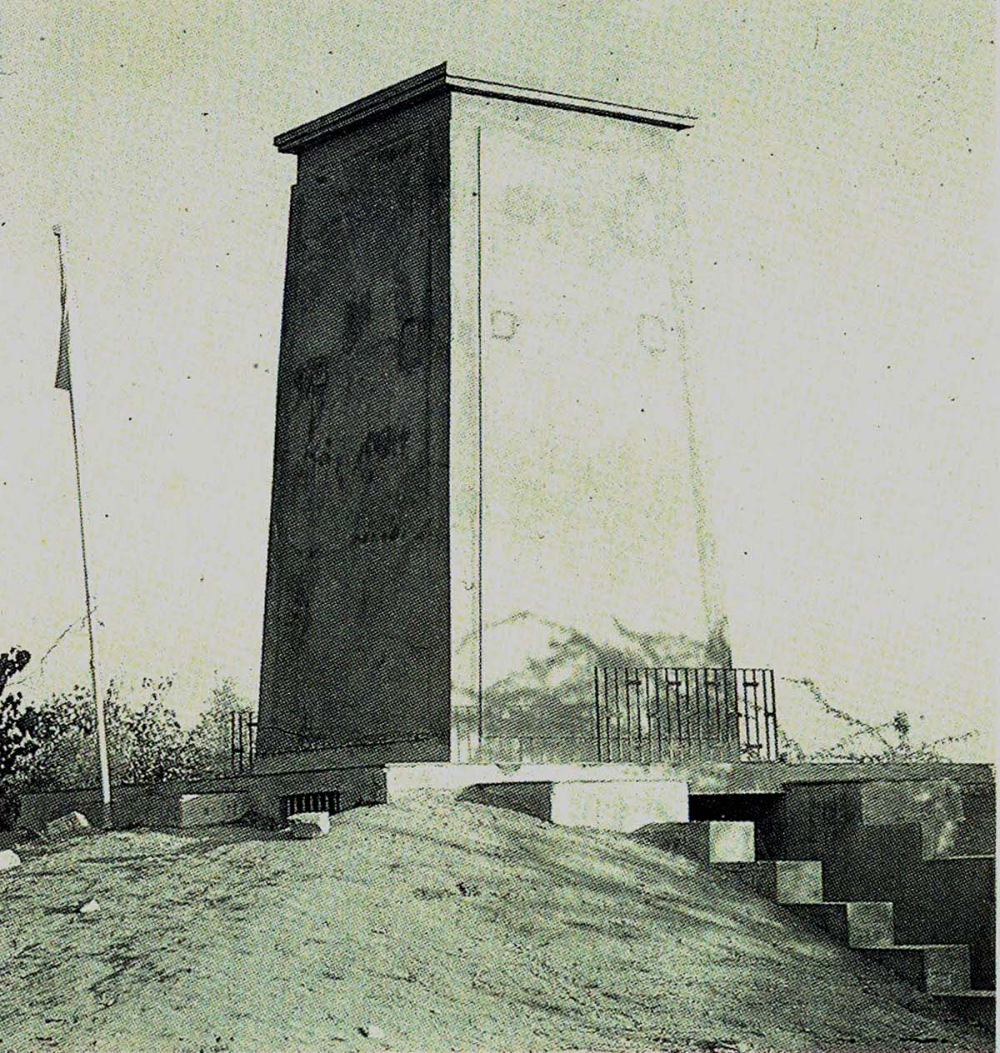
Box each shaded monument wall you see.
[448,96,714,761]
[258,95,452,758]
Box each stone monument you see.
[256,64,731,772]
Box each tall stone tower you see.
[257,65,730,772]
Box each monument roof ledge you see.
[274,63,698,153]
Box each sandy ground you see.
[0,792,991,1053]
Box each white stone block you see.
[44,811,91,837]
[288,811,331,838]
[550,779,688,832]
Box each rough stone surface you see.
[288,812,331,839]
[0,849,21,872]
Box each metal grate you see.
[280,791,341,824]
[594,667,780,763]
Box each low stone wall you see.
[16,766,389,830]
[16,760,992,835]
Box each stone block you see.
[288,811,331,839]
[864,944,971,994]
[719,860,824,903]
[632,820,755,863]
[460,777,688,832]
[708,821,756,863]
[550,780,688,833]
[790,900,894,948]
[0,849,21,872]
[44,812,91,838]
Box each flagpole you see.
[53,226,112,824]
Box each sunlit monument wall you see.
[257,66,729,771]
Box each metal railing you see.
[230,711,257,774]
[594,667,779,762]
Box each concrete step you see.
[789,900,894,948]
[934,990,995,1029]
[715,859,824,904]
[863,944,972,994]
[631,821,755,863]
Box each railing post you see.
[594,666,602,763]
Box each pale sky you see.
[1,1,995,757]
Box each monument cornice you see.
[274,62,697,154]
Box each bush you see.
[186,677,254,777]
[0,646,43,831]
[0,783,20,832]
[24,676,204,790]
[2,638,255,791]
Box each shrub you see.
[24,676,203,789]
[0,646,42,830]
[187,677,254,777]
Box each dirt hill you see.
[0,793,989,1052]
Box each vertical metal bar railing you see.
[594,666,601,763]
[594,667,779,762]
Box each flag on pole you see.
[52,224,113,821]
[53,225,72,392]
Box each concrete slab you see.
[386,762,686,800]
[388,760,993,801]
[550,780,688,832]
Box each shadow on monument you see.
[452,611,717,763]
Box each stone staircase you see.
[633,815,994,1027]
